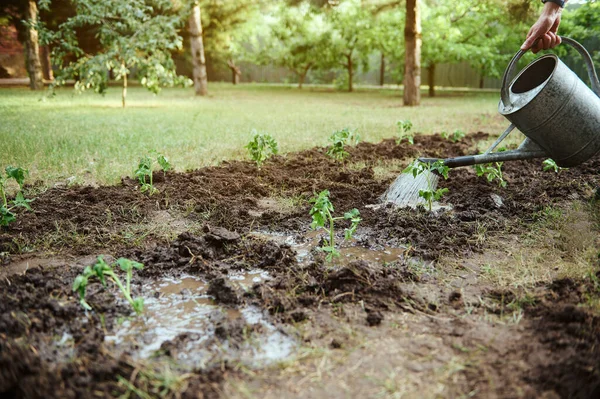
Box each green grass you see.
[0,83,506,186]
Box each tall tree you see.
[189,3,208,95]
[327,0,375,92]
[1,0,44,89]
[196,0,263,84]
[403,0,421,105]
[256,2,331,88]
[39,0,191,107]
[23,1,44,89]
[371,6,405,86]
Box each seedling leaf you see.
[5,166,28,188]
[11,192,33,210]
[157,155,172,171]
[117,257,144,272]
[0,207,16,226]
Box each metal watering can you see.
[421,37,600,168]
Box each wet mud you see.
[1,133,600,398]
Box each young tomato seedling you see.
[0,166,34,226]
[134,151,172,195]
[326,128,360,161]
[475,162,507,188]
[542,158,565,174]
[245,129,279,168]
[403,160,450,211]
[73,256,145,314]
[396,120,414,145]
[440,130,465,143]
[309,190,361,262]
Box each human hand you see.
[521,3,563,53]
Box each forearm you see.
[541,2,564,17]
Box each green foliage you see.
[134,151,172,195]
[38,0,192,105]
[561,0,600,73]
[395,120,414,145]
[542,158,565,174]
[403,160,450,211]
[440,130,465,143]
[325,0,377,91]
[420,0,538,84]
[0,166,33,227]
[475,162,507,188]
[309,189,361,261]
[73,255,144,314]
[326,128,360,161]
[255,2,332,88]
[245,130,279,168]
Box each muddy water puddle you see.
[250,230,408,265]
[105,271,297,367]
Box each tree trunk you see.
[122,64,127,108]
[298,63,311,89]
[41,45,53,81]
[348,55,353,92]
[227,60,240,85]
[403,0,421,106]
[479,72,484,89]
[428,63,435,97]
[189,4,208,96]
[24,0,44,90]
[380,53,385,86]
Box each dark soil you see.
[1,133,600,398]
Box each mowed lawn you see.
[0,83,507,186]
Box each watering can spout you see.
[419,138,547,168]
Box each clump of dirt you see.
[208,277,240,305]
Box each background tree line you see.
[1,0,598,106]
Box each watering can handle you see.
[501,37,600,108]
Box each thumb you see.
[521,34,538,50]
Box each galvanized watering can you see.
[421,37,600,168]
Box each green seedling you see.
[134,151,172,195]
[73,256,144,314]
[440,129,466,143]
[245,129,279,168]
[475,162,507,188]
[309,190,361,261]
[326,128,360,161]
[396,120,414,145]
[0,166,33,226]
[403,160,450,211]
[542,158,565,174]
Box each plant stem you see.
[425,168,433,211]
[327,209,335,248]
[0,185,7,208]
[106,271,135,309]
